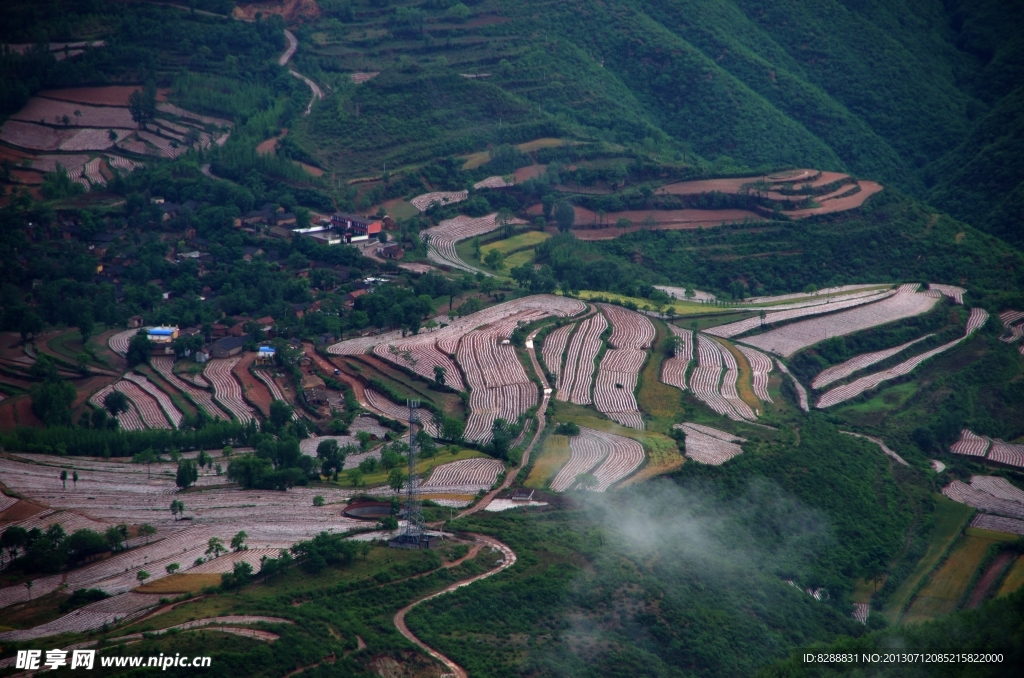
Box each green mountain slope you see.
[290,0,1023,243]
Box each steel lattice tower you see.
[400,399,426,539]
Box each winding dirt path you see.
[281,29,322,116]
[393,534,516,678]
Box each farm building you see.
[256,346,276,364]
[127,315,143,329]
[302,374,327,404]
[211,335,249,359]
[194,346,210,363]
[377,244,404,260]
[147,326,179,343]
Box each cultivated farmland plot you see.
[970,514,1024,536]
[673,423,746,466]
[364,389,438,437]
[715,339,757,419]
[942,480,1024,519]
[999,310,1024,343]
[107,328,140,356]
[473,176,513,189]
[0,592,164,641]
[552,428,606,491]
[590,305,654,428]
[541,323,574,387]
[82,157,105,186]
[419,212,524,274]
[706,290,896,339]
[737,345,773,403]
[410,190,469,212]
[421,458,504,490]
[660,325,693,392]
[252,369,287,402]
[11,98,136,128]
[112,380,171,429]
[0,120,77,151]
[123,372,184,428]
[689,335,754,421]
[352,296,583,393]
[987,440,1024,468]
[152,357,230,421]
[187,548,280,574]
[557,313,607,405]
[737,287,941,357]
[89,384,146,431]
[969,476,1024,505]
[811,335,933,390]
[950,429,991,457]
[203,358,256,424]
[816,309,989,408]
[929,284,965,304]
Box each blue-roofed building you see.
[147,326,179,343]
[256,345,276,365]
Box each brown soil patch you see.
[233,0,320,23]
[657,177,755,195]
[968,552,1014,608]
[0,499,48,525]
[296,161,323,177]
[10,169,43,185]
[13,396,42,427]
[513,164,546,182]
[0,146,32,162]
[804,170,849,188]
[256,137,279,155]
[783,181,883,217]
[38,86,168,107]
[0,400,17,429]
[233,352,273,417]
[72,375,117,409]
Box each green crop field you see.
[525,432,571,489]
[330,448,488,489]
[997,555,1024,598]
[884,496,974,620]
[480,231,551,255]
[903,530,1015,624]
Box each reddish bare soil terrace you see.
[968,552,1015,608]
[782,181,883,218]
[0,499,47,525]
[513,164,546,182]
[233,0,320,23]
[232,353,273,417]
[13,396,43,427]
[38,86,169,107]
[0,399,18,430]
[72,375,118,409]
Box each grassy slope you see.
[293,0,1024,244]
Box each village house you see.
[211,335,250,359]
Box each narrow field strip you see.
[203,358,256,424]
[122,373,183,428]
[541,323,574,388]
[811,335,934,390]
[152,357,229,421]
[673,423,746,465]
[557,312,606,405]
[816,309,988,408]
[737,345,773,403]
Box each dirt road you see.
[393,534,516,678]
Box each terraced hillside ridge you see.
[942,476,1024,520]
[0,88,230,193]
[948,430,1024,469]
[690,334,755,422]
[737,345,773,403]
[204,358,256,424]
[152,357,230,421]
[548,427,644,492]
[816,308,989,408]
[88,383,145,431]
[456,311,543,443]
[540,323,575,389]
[111,379,172,429]
[123,372,184,428]
[811,335,935,390]
[592,304,655,429]
[419,458,504,493]
[107,328,140,356]
[738,285,941,357]
[929,284,965,304]
[999,310,1024,343]
[329,295,585,395]
[660,325,693,392]
[673,423,747,466]
[420,213,525,274]
[714,338,758,420]
[707,289,896,340]
[364,389,438,437]
[556,312,607,405]
[970,515,1024,537]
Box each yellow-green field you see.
[569,290,751,317]
[884,495,973,620]
[525,434,571,489]
[552,402,682,487]
[636,320,682,424]
[461,138,570,168]
[480,231,551,255]
[903,530,1015,624]
[330,448,489,489]
[997,555,1024,597]
[716,337,761,414]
